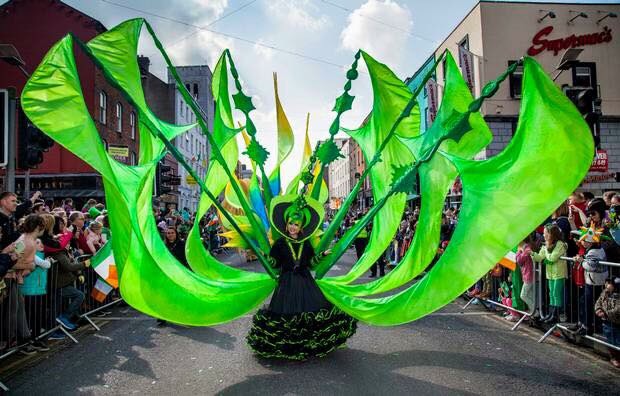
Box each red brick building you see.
[348,138,371,210]
[0,0,139,203]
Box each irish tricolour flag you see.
[90,241,118,288]
[91,278,113,303]
[498,249,517,271]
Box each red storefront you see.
[0,0,139,203]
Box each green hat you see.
[88,206,101,218]
[270,194,324,242]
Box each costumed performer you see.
[247,195,357,360]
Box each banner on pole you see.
[458,46,475,93]
[425,78,439,124]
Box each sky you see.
[27,0,620,183]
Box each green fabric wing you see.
[324,52,492,296]
[323,51,419,283]
[22,25,275,326]
[317,57,593,325]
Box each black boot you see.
[539,308,552,322]
[543,307,558,324]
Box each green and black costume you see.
[247,196,357,360]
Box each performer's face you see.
[286,221,301,238]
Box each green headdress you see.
[270,194,324,242]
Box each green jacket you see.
[532,241,567,280]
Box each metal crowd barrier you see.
[463,254,620,357]
[0,253,123,391]
[462,268,534,331]
[537,257,620,354]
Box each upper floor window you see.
[130,151,137,165]
[508,60,524,99]
[572,62,597,89]
[99,91,107,124]
[115,103,123,132]
[130,111,136,140]
[193,83,199,98]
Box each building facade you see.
[348,137,371,210]
[168,66,214,213]
[328,138,351,206]
[0,0,140,202]
[407,1,620,195]
[138,56,179,208]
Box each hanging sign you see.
[590,149,608,172]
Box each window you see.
[441,58,447,83]
[458,35,469,67]
[185,83,190,93]
[130,151,136,165]
[193,83,199,98]
[458,35,469,50]
[130,111,136,140]
[115,103,123,132]
[508,60,524,99]
[99,91,107,124]
[572,62,597,89]
[102,139,108,150]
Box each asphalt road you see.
[4,249,620,395]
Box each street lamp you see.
[538,10,556,23]
[568,11,588,24]
[0,44,28,78]
[597,11,618,25]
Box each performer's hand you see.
[322,249,331,256]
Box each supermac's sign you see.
[528,25,613,56]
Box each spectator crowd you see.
[326,188,620,369]
[1,193,221,358]
[3,185,619,370]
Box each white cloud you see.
[168,30,233,68]
[253,39,275,61]
[267,0,329,31]
[340,0,412,73]
[136,0,235,79]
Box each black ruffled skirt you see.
[247,269,357,360]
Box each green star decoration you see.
[244,140,269,166]
[332,91,355,114]
[232,91,255,114]
[300,171,314,185]
[390,165,416,195]
[316,140,343,165]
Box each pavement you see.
[3,249,620,395]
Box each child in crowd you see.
[516,235,536,315]
[85,221,104,255]
[595,278,620,368]
[573,223,609,335]
[13,215,47,282]
[531,224,568,324]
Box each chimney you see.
[137,56,150,77]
